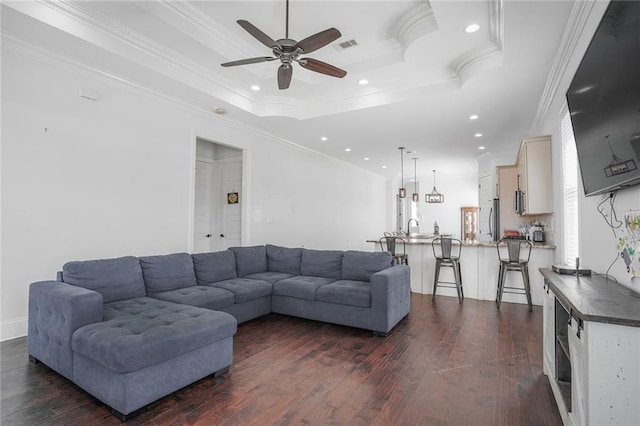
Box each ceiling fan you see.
[221,0,347,90]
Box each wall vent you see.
[337,39,358,50]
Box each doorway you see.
[193,139,243,253]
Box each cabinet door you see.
[542,283,555,377]
[516,136,552,215]
[568,316,587,425]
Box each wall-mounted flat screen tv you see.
[566,0,640,197]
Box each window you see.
[561,110,580,266]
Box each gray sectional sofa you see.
[28,244,410,420]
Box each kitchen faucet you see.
[407,218,419,236]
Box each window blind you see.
[561,110,580,266]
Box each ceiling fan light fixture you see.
[221,0,347,90]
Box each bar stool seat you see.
[496,238,532,312]
[432,237,463,303]
[379,233,408,265]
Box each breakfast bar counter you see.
[369,237,554,306]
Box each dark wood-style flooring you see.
[1,294,562,425]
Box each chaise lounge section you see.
[27,245,410,420]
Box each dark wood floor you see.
[1,294,562,425]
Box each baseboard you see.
[1,317,28,342]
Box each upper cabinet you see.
[516,135,552,215]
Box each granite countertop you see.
[540,268,640,327]
[368,237,555,249]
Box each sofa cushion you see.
[266,245,303,275]
[203,278,272,304]
[72,299,237,374]
[244,271,294,284]
[341,251,392,282]
[139,253,197,294]
[272,276,335,301]
[148,286,235,311]
[62,256,145,303]
[229,246,267,277]
[316,280,372,308]
[300,249,343,280]
[191,251,237,284]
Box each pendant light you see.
[398,147,406,198]
[412,158,419,202]
[426,169,444,203]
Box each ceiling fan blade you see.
[237,20,281,49]
[299,58,347,78]
[278,64,293,90]
[295,28,341,53]
[221,56,277,67]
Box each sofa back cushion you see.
[300,249,343,280]
[341,251,392,281]
[191,250,238,284]
[62,256,146,303]
[139,253,197,294]
[229,246,267,277]
[266,244,303,275]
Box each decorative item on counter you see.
[433,221,439,235]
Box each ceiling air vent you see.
[336,39,358,50]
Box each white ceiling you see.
[1,0,577,181]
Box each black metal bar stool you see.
[496,238,532,311]
[379,233,408,265]
[432,237,463,303]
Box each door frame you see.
[187,131,250,252]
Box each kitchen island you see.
[369,237,554,307]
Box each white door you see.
[216,158,242,250]
[193,160,214,253]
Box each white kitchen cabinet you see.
[497,165,520,234]
[516,135,552,215]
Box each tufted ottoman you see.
[71,297,237,420]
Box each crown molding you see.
[2,33,385,180]
[450,0,504,86]
[529,0,597,134]
[4,0,260,113]
[396,1,438,53]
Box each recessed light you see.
[465,24,480,33]
[478,146,486,150]
[382,165,387,169]
[320,136,328,141]
[358,79,369,85]
[213,107,226,115]
[364,157,370,161]
[474,133,483,138]
[469,114,479,120]
[345,148,351,152]
[250,85,261,91]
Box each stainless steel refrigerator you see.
[488,198,500,242]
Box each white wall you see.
[539,1,639,292]
[1,47,387,340]
[415,174,479,238]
